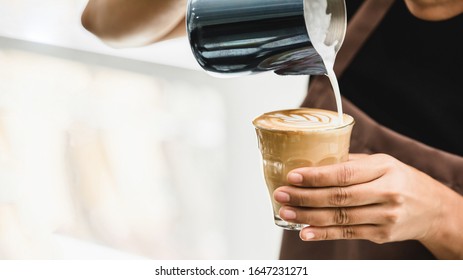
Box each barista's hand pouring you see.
[273,153,463,259]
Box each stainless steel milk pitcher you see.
[186,0,346,76]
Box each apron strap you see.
[334,0,396,77]
[303,0,395,107]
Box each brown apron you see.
[280,0,463,259]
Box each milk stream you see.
[304,0,344,124]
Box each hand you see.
[274,154,446,244]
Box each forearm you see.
[420,183,463,259]
[404,0,463,20]
[82,0,187,47]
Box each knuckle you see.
[341,226,355,239]
[375,153,394,162]
[296,191,311,206]
[384,209,400,224]
[308,168,323,186]
[329,187,350,206]
[376,153,399,171]
[333,207,350,225]
[374,227,394,244]
[384,190,405,205]
[337,164,355,186]
[320,229,330,240]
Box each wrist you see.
[419,184,463,259]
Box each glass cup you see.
[253,108,354,230]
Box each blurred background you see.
[0,0,307,259]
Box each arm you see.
[404,0,463,20]
[81,0,187,48]
[274,154,463,259]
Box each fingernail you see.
[288,172,303,184]
[274,191,290,203]
[281,209,296,220]
[303,231,315,240]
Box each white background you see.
[0,0,308,259]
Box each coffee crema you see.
[253,108,353,131]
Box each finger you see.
[279,204,392,227]
[274,182,385,207]
[348,153,368,160]
[287,154,391,187]
[299,225,378,241]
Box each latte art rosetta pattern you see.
[270,112,332,127]
[253,109,351,131]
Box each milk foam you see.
[253,108,353,131]
[304,0,344,124]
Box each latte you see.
[253,108,354,230]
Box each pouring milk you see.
[304,0,346,124]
